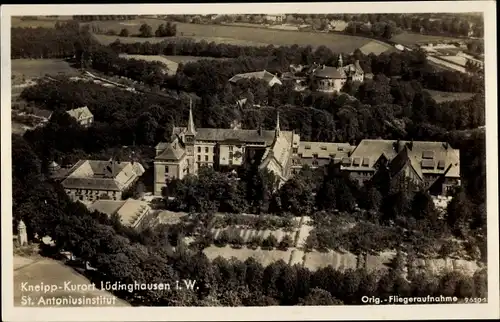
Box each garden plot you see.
[211,226,297,244]
[303,250,358,271]
[203,245,293,267]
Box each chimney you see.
[258,125,263,136]
[393,140,400,152]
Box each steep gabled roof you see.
[229,70,282,85]
[155,141,186,161]
[66,106,93,121]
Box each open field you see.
[13,255,130,306]
[89,19,393,53]
[11,16,73,28]
[424,89,475,103]
[391,31,465,46]
[12,59,80,79]
[118,54,227,75]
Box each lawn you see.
[89,19,392,53]
[12,59,80,79]
[391,31,465,46]
[11,16,73,28]
[424,89,475,103]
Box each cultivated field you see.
[88,19,393,53]
[12,59,80,79]
[11,16,73,28]
[425,89,475,103]
[391,31,465,46]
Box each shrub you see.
[262,235,278,249]
[278,234,294,250]
[215,230,230,247]
[247,235,263,249]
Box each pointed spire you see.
[186,98,196,136]
[338,53,343,68]
[275,110,281,137]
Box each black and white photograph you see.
[1,2,498,321]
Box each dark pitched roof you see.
[173,127,285,145]
[156,142,186,161]
[313,66,346,79]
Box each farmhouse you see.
[88,198,152,230]
[310,55,365,93]
[229,70,282,87]
[61,159,145,202]
[153,104,294,195]
[66,106,94,127]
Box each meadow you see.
[88,19,392,54]
[391,31,465,46]
[11,16,73,28]
[118,54,228,75]
[12,59,80,79]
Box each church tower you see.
[338,53,343,68]
[184,99,196,174]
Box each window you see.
[205,155,208,161]
[229,146,234,152]
[205,147,209,153]
[320,146,327,151]
[197,147,201,153]
[313,153,318,159]
[229,152,233,159]
[165,165,169,173]
[293,148,298,154]
[305,145,311,150]
[312,160,319,166]
[229,159,233,165]
[198,155,201,161]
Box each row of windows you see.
[197,146,211,153]
[197,155,210,161]
[73,189,117,196]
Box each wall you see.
[219,144,245,166]
[194,142,216,171]
[153,159,187,196]
[66,188,121,202]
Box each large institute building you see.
[153,107,461,197]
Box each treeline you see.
[12,135,488,306]
[72,15,138,21]
[11,22,92,59]
[106,39,484,94]
[332,13,484,39]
